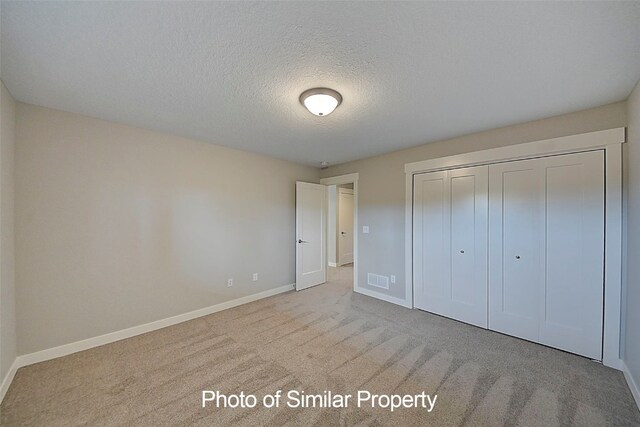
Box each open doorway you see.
[327,184,354,267]
[294,173,358,292]
[320,173,358,292]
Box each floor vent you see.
[367,273,390,289]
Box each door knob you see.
[298,239,308,244]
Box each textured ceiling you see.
[2,2,639,166]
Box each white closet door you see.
[488,158,542,342]
[538,151,604,360]
[413,170,448,317]
[448,167,489,326]
[489,151,604,360]
[413,166,488,328]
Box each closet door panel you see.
[539,151,604,360]
[449,166,488,327]
[413,166,488,327]
[450,174,476,304]
[413,171,449,314]
[489,159,541,341]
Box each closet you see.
[413,150,605,360]
[413,166,488,328]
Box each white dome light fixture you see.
[299,88,342,116]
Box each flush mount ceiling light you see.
[299,88,342,116]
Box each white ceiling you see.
[2,2,639,166]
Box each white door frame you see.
[320,173,359,293]
[404,127,625,369]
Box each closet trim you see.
[404,127,625,369]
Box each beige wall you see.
[0,82,17,382]
[624,80,640,392]
[321,101,628,300]
[7,96,634,362]
[15,103,319,354]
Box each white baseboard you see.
[0,358,19,403]
[622,360,640,411]
[328,262,337,267]
[1,283,294,403]
[354,285,412,309]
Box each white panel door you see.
[489,151,604,359]
[538,151,604,360]
[413,166,488,328]
[448,167,488,327]
[338,188,354,265]
[296,182,326,291]
[413,170,448,316]
[488,158,542,342]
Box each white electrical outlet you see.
[390,275,396,284]
[362,226,370,234]
[227,278,233,287]
[252,273,258,281]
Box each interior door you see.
[338,188,354,265]
[448,166,489,327]
[295,182,327,290]
[489,151,604,359]
[413,170,448,316]
[488,158,542,342]
[413,166,488,328]
[538,151,604,360]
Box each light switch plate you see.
[363,226,370,234]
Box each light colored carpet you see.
[2,265,639,426]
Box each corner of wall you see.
[623,77,640,411]
[0,80,18,403]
